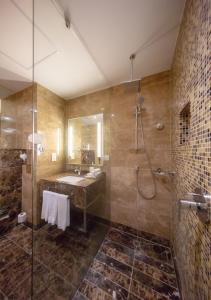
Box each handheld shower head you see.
[138,96,144,107]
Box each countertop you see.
[40,171,104,188]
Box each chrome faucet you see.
[74,166,81,175]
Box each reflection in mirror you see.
[68,113,103,165]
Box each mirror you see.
[67,113,103,165]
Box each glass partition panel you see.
[0,0,34,298]
[33,1,111,298]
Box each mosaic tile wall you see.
[171,0,211,299]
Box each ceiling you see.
[0,0,185,99]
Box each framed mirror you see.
[67,113,103,165]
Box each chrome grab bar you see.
[153,168,176,177]
[188,192,211,201]
[180,199,208,209]
[179,188,211,224]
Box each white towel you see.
[57,193,70,231]
[41,190,70,231]
[47,191,58,225]
[41,190,50,222]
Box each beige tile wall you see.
[66,71,172,238]
[34,84,66,225]
[36,84,66,180]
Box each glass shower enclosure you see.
[0,1,110,298]
[0,0,34,298]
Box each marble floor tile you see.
[84,270,128,300]
[0,222,180,300]
[72,291,89,300]
[0,238,17,270]
[134,252,175,275]
[8,276,32,300]
[32,261,50,294]
[91,259,131,290]
[33,286,63,300]
[40,223,64,238]
[130,280,166,300]
[127,293,144,300]
[100,239,134,266]
[134,259,177,288]
[33,255,83,298]
[0,244,31,295]
[135,240,173,266]
[107,228,137,249]
[0,236,14,249]
[52,256,93,287]
[0,291,6,300]
[75,225,180,300]
[132,269,179,299]
[95,252,132,278]
[5,224,32,254]
[46,271,76,298]
[79,280,113,300]
[33,221,109,297]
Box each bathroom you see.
[0,0,210,299]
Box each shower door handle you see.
[179,190,211,224]
[180,199,207,209]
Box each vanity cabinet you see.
[39,172,105,232]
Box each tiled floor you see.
[33,221,109,299]
[0,221,180,300]
[0,220,109,299]
[0,224,32,299]
[74,224,180,300]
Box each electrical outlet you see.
[51,153,57,161]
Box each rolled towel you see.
[85,170,102,178]
[92,168,101,173]
[46,191,58,225]
[41,190,50,222]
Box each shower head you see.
[120,53,141,87]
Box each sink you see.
[56,176,84,184]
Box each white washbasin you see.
[56,176,84,184]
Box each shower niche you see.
[179,102,190,145]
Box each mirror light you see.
[56,128,61,155]
[68,125,74,159]
[97,121,102,158]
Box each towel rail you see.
[40,174,105,233]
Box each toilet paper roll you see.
[18,212,27,224]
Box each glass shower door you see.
[0,0,34,298]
